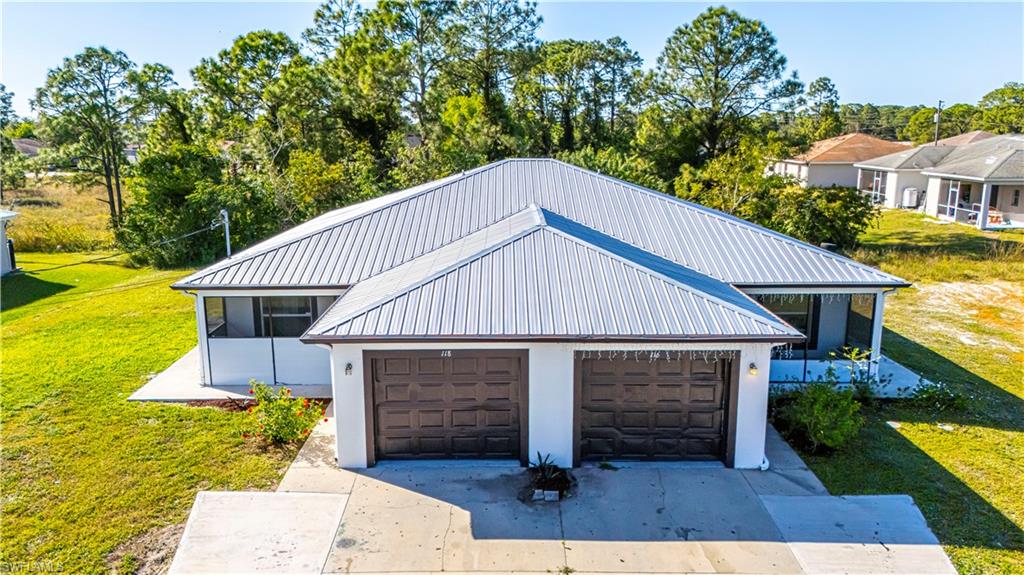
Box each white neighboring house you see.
[855,133,1024,230]
[172,159,908,469]
[773,133,911,188]
[1,210,17,276]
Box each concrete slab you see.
[168,491,347,575]
[761,495,957,574]
[743,426,829,497]
[561,467,804,574]
[323,474,450,573]
[129,347,331,402]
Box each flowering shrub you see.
[243,381,326,445]
[909,380,970,412]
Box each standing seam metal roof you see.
[304,206,803,341]
[173,159,906,289]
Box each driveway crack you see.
[439,504,454,572]
[656,469,689,540]
[557,499,569,571]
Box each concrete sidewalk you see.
[128,347,331,402]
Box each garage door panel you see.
[579,356,731,461]
[370,351,525,461]
[689,384,720,403]
[415,357,446,375]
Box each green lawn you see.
[1,253,296,573]
[806,211,1024,575]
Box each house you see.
[10,138,44,158]
[772,133,911,188]
[172,159,908,469]
[855,134,1024,229]
[1,210,18,276]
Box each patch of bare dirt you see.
[106,523,185,575]
[912,280,1024,352]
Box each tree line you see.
[1,2,1020,266]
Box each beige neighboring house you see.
[772,133,911,188]
[855,133,1023,230]
[1,210,17,276]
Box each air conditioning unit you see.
[902,187,920,208]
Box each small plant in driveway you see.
[243,381,326,445]
[527,453,575,500]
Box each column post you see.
[869,291,887,375]
[978,183,992,230]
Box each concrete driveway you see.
[170,422,956,574]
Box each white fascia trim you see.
[195,288,349,297]
[740,286,887,295]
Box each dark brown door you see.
[367,350,527,463]
[578,355,732,462]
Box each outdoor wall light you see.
[345,362,353,375]
[748,363,759,376]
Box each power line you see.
[20,217,227,273]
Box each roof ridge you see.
[307,206,548,334]
[547,158,906,286]
[537,210,797,334]
[309,207,799,338]
[176,160,512,287]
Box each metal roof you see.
[174,159,905,290]
[304,206,803,342]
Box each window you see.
[754,294,819,350]
[1013,189,1020,207]
[845,294,876,351]
[204,295,338,338]
[204,297,227,337]
[261,296,313,337]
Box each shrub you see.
[772,186,878,249]
[243,381,325,445]
[528,452,574,495]
[773,382,864,453]
[908,380,970,412]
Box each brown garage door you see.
[366,350,527,464]
[577,355,734,463]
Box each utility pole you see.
[220,209,231,257]
[933,100,944,145]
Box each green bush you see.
[909,380,970,412]
[243,382,325,445]
[774,383,864,453]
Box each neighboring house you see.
[172,159,908,469]
[855,134,1024,229]
[1,210,18,276]
[10,138,44,158]
[773,133,911,188]
[934,130,995,146]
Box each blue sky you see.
[2,1,1021,117]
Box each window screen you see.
[754,294,819,350]
[845,294,876,351]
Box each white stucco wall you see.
[328,341,777,470]
[924,176,943,217]
[805,164,858,188]
[891,171,929,208]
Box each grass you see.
[804,210,1024,574]
[4,179,115,252]
[1,253,296,573]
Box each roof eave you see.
[299,333,806,345]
